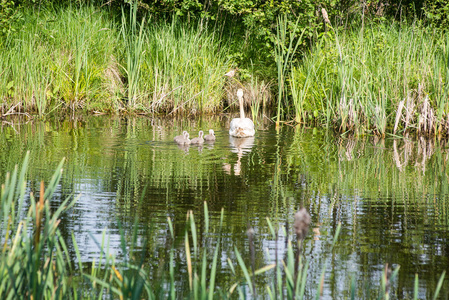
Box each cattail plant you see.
[0,153,77,299]
[247,226,256,297]
[293,208,311,244]
[292,208,311,299]
[274,14,304,129]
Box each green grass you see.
[290,21,449,136]
[0,153,77,298]
[139,17,231,114]
[0,4,234,116]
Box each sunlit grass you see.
[140,18,230,114]
[0,4,233,116]
[290,21,449,136]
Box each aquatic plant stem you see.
[274,14,304,129]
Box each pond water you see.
[1,115,448,299]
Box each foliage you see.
[0,0,21,38]
[423,0,449,30]
[0,4,233,115]
[0,153,76,298]
[1,0,449,123]
[290,21,449,136]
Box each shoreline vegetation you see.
[1,153,446,299]
[0,1,448,137]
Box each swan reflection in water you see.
[223,136,255,176]
[177,143,190,154]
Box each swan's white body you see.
[229,89,255,138]
[175,131,190,145]
[204,129,216,141]
[190,131,204,144]
[174,131,188,143]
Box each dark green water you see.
[1,116,448,299]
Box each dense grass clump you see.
[0,4,234,116]
[0,5,119,115]
[139,18,230,114]
[290,22,449,136]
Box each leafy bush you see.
[424,0,449,30]
[0,0,22,38]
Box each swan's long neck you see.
[238,94,245,119]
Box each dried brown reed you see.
[293,208,311,242]
[34,181,45,245]
[103,55,125,101]
[339,96,357,132]
[404,94,416,131]
[418,95,436,136]
[224,80,272,112]
[393,100,405,135]
[383,263,392,298]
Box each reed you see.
[274,14,304,128]
[0,4,118,115]
[121,2,146,109]
[290,21,449,136]
[140,18,230,114]
[0,4,234,116]
[0,152,77,298]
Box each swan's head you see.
[199,130,204,137]
[209,129,215,135]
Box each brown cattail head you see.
[384,263,392,296]
[321,8,331,25]
[293,208,311,240]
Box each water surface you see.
[1,116,448,299]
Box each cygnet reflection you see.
[223,136,255,176]
[177,143,190,154]
[177,143,204,154]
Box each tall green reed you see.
[274,15,304,128]
[0,5,235,115]
[0,5,118,114]
[291,21,449,136]
[121,2,145,109]
[0,152,77,298]
[141,18,230,114]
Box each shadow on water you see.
[0,116,448,298]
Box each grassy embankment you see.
[0,4,448,137]
[0,4,236,117]
[289,21,449,137]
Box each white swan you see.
[174,131,188,143]
[229,89,255,137]
[182,132,191,145]
[175,131,191,145]
[204,129,216,141]
[190,131,204,144]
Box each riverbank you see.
[0,3,448,137]
[290,22,449,137]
